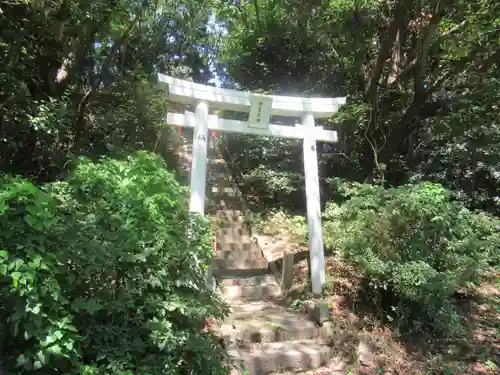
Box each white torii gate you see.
[158,74,346,294]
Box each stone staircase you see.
[207,158,281,301]
[220,300,334,375]
[176,134,335,375]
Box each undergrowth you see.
[0,151,229,375]
[253,181,499,336]
[323,181,499,335]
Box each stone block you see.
[227,340,333,374]
[308,301,332,325]
[318,321,335,340]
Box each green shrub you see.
[253,209,308,246]
[0,151,229,375]
[323,181,499,334]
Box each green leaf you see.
[64,341,74,351]
[36,350,48,365]
[71,298,103,313]
[47,344,62,356]
[33,360,42,370]
[16,354,27,368]
[66,324,78,332]
[10,271,21,287]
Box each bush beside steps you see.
[0,151,229,375]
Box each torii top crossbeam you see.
[158,73,346,295]
[158,74,346,118]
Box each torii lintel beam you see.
[158,74,346,119]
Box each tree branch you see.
[52,26,99,95]
[391,16,466,86]
[414,0,449,98]
[364,0,410,100]
[430,39,500,92]
[387,26,402,85]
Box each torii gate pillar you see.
[188,100,216,290]
[302,112,326,292]
[189,100,209,214]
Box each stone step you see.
[216,244,257,253]
[207,182,237,191]
[213,268,270,278]
[214,208,245,215]
[215,223,249,233]
[213,257,269,270]
[220,274,278,287]
[215,232,248,242]
[207,185,240,192]
[220,311,318,344]
[213,209,246,220]
[207,199,242,208]
[207,173,234,181]
[220,246,258,258]
[207,201,245,213]
[220,280,281,300]
[215,242,257,253]
[176,154,192,162]
[216,233,253,242]
[207,158,226,165]
[207,165,229,174]
[216,226,251,236]
[227,340,333,375]
[209,186,240,194]
[229,300,288,319]
[208,202,242,212]
[215,249,265,261]
[209,187,240,197]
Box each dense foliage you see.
[214,0,500,216]
[1,0,217,182]
[324,181,499,334]
[0,152,228,375]
[1,1,232,374]
[212,2,500,335]
[1,0,499,371]
[220,134,306,212]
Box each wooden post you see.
[302,112,326,295]
[281,252,295,291]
